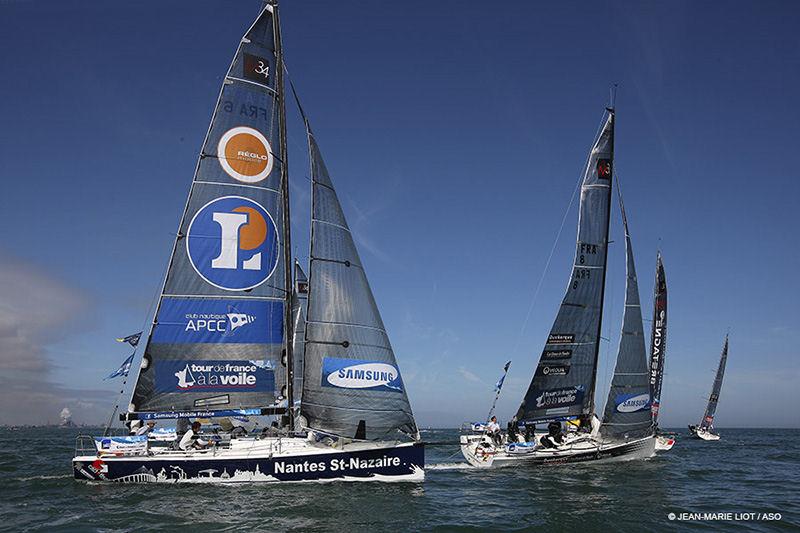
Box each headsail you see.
[700,336,729,429]
[600,191,652,440]
[292,261,308,407]
[516,110,615,424]
[648,252,667,426]
[300,127,418,440]
[128,5,291,419]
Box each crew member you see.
[486,416,502,445]
[135,420,156,436]
[179,421,211,451]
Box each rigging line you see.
[508,112,611,358]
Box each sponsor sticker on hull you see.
[155,360,275,393]
[321,358,404,393]
[152,298,283,344]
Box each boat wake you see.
[427,462,473,471]
[16,474,71,481]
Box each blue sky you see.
[0,0,797,427]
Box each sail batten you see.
[300,128,418,440]
[515,111,615,424]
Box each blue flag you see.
[116,332,142,347]
[105,353,135,380]
[494,361,512,392]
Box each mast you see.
[272,1,294,428]
[588,106,614,415]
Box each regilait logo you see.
[321,358,403,393]
[186,196,279,291]
[217,126,274,183]
[615,393,651,413]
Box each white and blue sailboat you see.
[688,336,729,441]
[73,1,423,483]
[461,107,657,467]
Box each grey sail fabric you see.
[130,6,289,416]
[648,252,667,426]
[516,111,614,424]
[700,336,729,429]
[292,261,308,407]
[600,195,653,440]
[300,130,418,440]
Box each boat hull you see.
[73,439,423,483]
[655,435,676,451]
[460,434,655,468]
[688,425,720,441]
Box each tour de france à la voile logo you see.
[187,196,279,291]
[217,126,274,183]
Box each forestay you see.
[648,252,667,426]
[601,193,652,440]
[300,128,418,440]
[700,336,729,429]
[130,5,289,417]
[516,111,615,424]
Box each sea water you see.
[0,427,796,531]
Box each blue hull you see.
[73,442,424,483]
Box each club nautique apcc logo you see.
[217,126,274,183]
[187,196,279,291]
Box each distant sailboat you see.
[460,106,657,467]
[649,253,674,451]
[689,336,729,441]
[73,1,423,483]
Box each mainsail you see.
[129,5,292,419]
[300,127,418,440]
[700,336,729,429]
[600,192,652,440]
[648,252,667,426]
[516,110,615,424]
[291,261,308,406]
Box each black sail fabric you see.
[600,195,653,440]
[516,112,614,424]
[130,6,289,416]
[700,336,729,429]
[291,261,308,407]
[300,130,418,440]
[649,253,667,426]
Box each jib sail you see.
[299,126,418,440]
[128,5,291,419]
[700,336,729,429]
[516,110,615,424]
[600,192,653,440]
[649,252,667,426]
[292,261,308,407]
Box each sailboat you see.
[649,253,675,451]
[688,336,729,441]
[73,1,423,483]
[460,106,657,467]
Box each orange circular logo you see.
[217,126,274,183]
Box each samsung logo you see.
[616,393,650,413]
[327,363,399,390]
